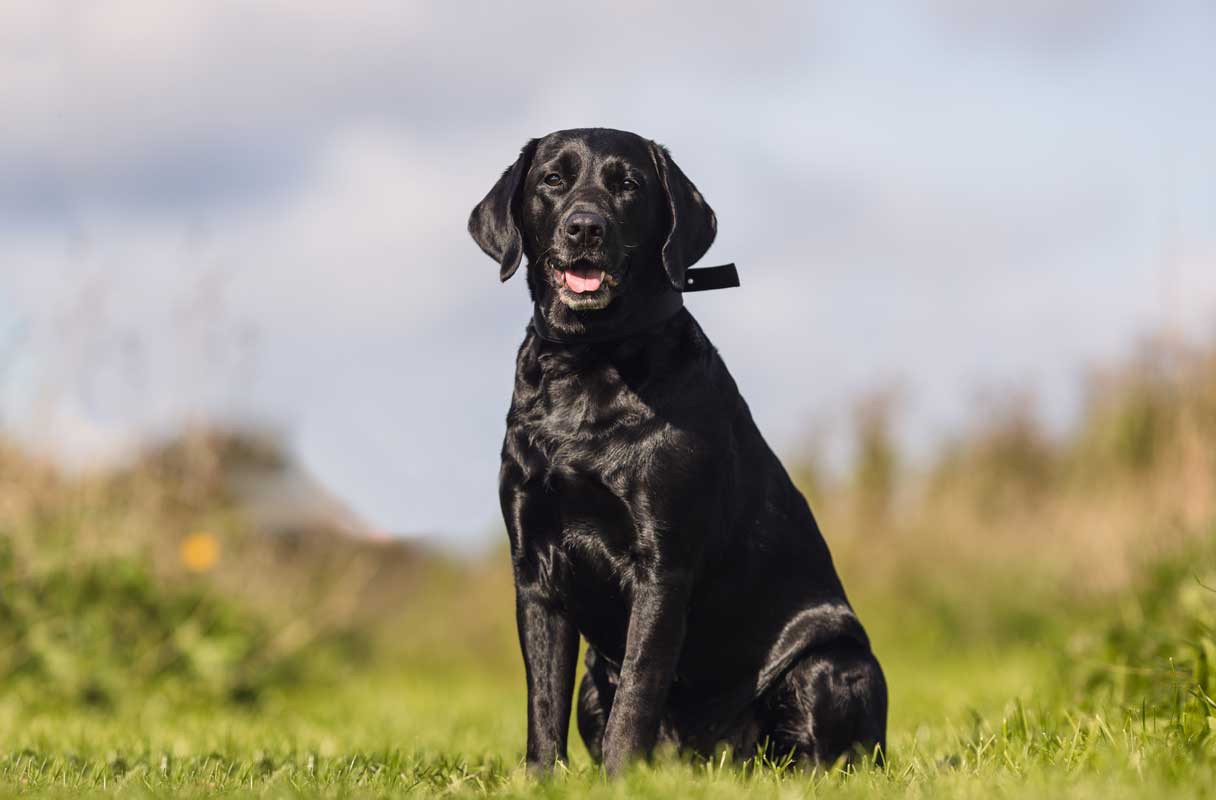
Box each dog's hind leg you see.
[757,639,887,768]
[576,648,617,763]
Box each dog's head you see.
[469,128,716,336]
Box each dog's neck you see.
[528,262,740,346]
[530,291,684,345]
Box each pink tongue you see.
[564,270,602,294]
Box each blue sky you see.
[1,1,1214,545]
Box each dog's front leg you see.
[503,481,579,775]
[515,582,579,774]
[601,574,690,775]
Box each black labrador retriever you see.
[468,128,887,775]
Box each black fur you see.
[469,128,887,776]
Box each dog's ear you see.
[649,142,717,290]
[468,139,538,282]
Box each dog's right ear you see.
[468,139,538,282]
[649,141,717,291]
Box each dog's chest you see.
[518,358,665,485]
[511,357,674,566]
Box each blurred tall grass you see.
[808,334,1216,597]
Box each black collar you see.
[529,263,739,345]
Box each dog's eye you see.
[621,178,639,192]
[543,173,563,187]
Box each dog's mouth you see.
[557,263,606,294]
[550,257,620,310]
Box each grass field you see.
[2,577,1213,799]
[2,339,1216,797]
[2,534,1213,798]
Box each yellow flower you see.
[180,532,220,573]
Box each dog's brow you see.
[600,156,642,178]
[555,150,581,173]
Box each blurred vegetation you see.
[1072,541,1216,724]
[0,550,302,708]
[0,427,461,709]
[850,388,901,528]
[0,333,1214,794]
[802,335,1216,600]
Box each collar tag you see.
[682,262,739,292]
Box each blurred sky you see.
[2,1,1214,545]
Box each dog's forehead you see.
[535,128,652,167]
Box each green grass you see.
[2,556,1214,798]
[1,651,1211,798]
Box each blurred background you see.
[5,0,1215,544]
[1,0,1215,786]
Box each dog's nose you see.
[564,211,606,246]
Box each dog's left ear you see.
[649,142,717,290]
[468,139,538,282]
